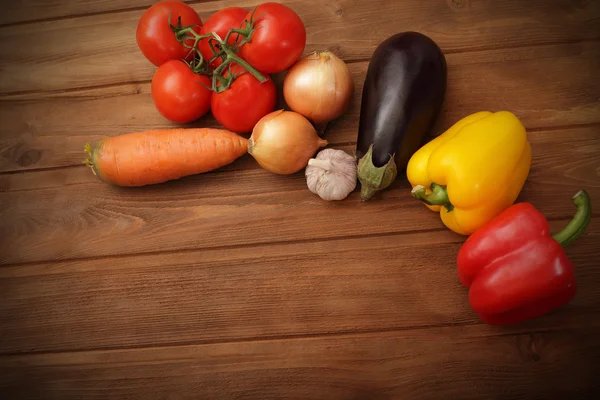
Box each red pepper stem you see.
[552,190,592,248]
[411,183,454,212]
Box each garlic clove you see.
[305,148,357,201]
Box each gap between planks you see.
[0,0,214,29]
[0,318,587,359]
[1,37,599,99]
[1,122,598,176]
[0,163,84,176]
[0,226,456,270]
[0,321,483,358]
[1,215,593,273]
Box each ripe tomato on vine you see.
[136,0,203,66]
[239,3,306,74]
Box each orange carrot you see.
[84,128,248,186]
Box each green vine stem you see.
[171,15,268,92]
[223,7,262,47]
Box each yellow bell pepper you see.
[406,111,532,235]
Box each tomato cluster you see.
[136,0,306,133]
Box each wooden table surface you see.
[1,0,600,398]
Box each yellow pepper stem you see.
[411,183,454,212]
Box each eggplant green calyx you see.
[357,144,397,201]
[411,183,454,212]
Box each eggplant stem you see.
[360,186,378,202]
[356,144,397,201]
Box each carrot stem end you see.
[83,143,98,177]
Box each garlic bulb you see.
[305,149,357,201]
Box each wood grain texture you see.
[0,0,599,93]
[0,0,212,26]
[0,220,598,355]
[0,0,158,26]
[1,326,599,399]
[1,126,599,265]
[2,0,600,398]
[2,42,599,173]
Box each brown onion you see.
[248,110,328,175]
[283,51,354,132]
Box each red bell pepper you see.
[456,190,592,326]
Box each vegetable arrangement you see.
[84,1,592,327]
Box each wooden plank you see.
[0,125,598,265]
[1,0,599,93]
[0,216,598,354]
[1,325,599,399]
[1,41,599,173]
[0,0,158,26]
[0,1,215,27]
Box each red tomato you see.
[198,7,249,68]
[211,64,276,133]
[239,3,306,74]
[136,0,203,66]
[151,60,213,124]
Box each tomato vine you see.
[169,11,266,93]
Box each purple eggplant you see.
[356,31,447,201]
